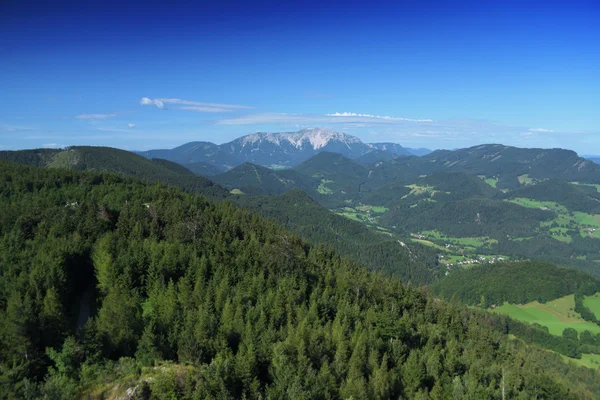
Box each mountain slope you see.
[2,160,599,399]
[138,141,241,168]
[213,163,318,195]
[0,146,229,198]
[137,128,427,170]
[223,128,367,167]
[293,152,369,206]
[234,189,440,283]
[507,180,600,214]
[354,149,403,165]
[421,144,600,188]
[183,161,227,176]
[366,142,411,157]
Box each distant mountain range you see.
[137,128,431,173]
[4,140,600,276]
[583,155,600,165]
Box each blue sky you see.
[1,0,599,153]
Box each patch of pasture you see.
[493,295,600,336]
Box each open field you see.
[478,175,499,188]
[517,174,534,185]
[508,197,600,241]
[506,197,567,212]
[574,212,600,227]
[583,293,600,320]
[335,204,390,231]
[317,179,333,194]
[410,238,448,252]
[493,295,600,336]
[419,230,496,249]
[560,353,600,370]
[356,204,389,213]
[401,184,438,199]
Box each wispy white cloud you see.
[179,106,240,113]
[96,127,141,133]
[326,112,433,122]
[42,143,64,148]
[528,128,554,132]
[0,125,33,132]
[214,112,573,146]
[75,113,117,119]
[216,112,434,126]
[128,123,135,128]
[140,97,165,109]
[140,97,252,113]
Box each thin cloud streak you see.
[215,112,447,128]
[140,97,252,113]
[75,113,117,119]
[529,128,554,132]
[213,112,592,147]
[326,112,433,122]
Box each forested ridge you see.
[1,160,600,398]
[234,189,441,284]
[0,146,229,199]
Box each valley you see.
[4,0,599,396]
[4,132,600,397]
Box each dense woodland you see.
[2,161,600,398]
[6,146,600,267]
[234,189,441,284]
[432,261,600,307]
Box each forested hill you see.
[0,146,229,199]
[234,189,440,284]
[2,160,599,398]
[212,163,319,195]
[432,261,600,307]
[419,144,600,188]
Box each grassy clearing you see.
[477,175,498,188]
[356,204,389,214]
[335,212,362,222]
[335,205,390,231]
[506,197,567,212]
[583,293,600,320]
[570,182,600,193]
[574,212,600,228]
[230,189,244,195]
[419,230,495,248]
[508,198,600,241]
[560,353,600,370]
[410,238,449,252]
[518,174,534,185]
[48,150,78,169]
[401,184,438,199]
[493,295,600,336]
[317,179,334,194]
[484,178,498,188]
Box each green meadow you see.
[583,293,600,320]
[517,174,534,185]
[508,197,600,241]
[506,197,567,212]
[493,295,600,336]
[401,184,438,199]
[478,175,498,188]
[317,179,334,194]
